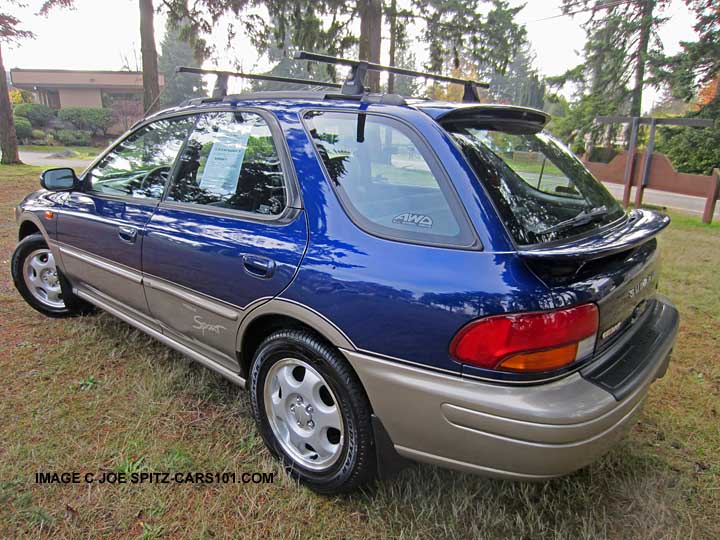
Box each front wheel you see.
[11,233,94,318]
[249,330,376,494]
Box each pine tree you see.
[158,21,207,107]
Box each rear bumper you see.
[343,296,678,480]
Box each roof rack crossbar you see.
[176,66,343,98]
[295,51,488,102]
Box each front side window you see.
[166,111,287,216]
[86,116,195,199]
[448,126,625,245]
[304,111,474,247]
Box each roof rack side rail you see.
[176,66,343,98]
[294,51,489,102]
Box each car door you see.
[55,116,196,327]
[142,110,308,370]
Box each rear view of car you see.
[341,104,678,481]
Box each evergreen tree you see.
[561,0,669,121]
[416,0,526,78]
[549,0,669,149]
[159,21,207,107]
[655,0,719,107]
[487,45,545,109]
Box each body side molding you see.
[75,287,247,387]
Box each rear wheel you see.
[249,329,376,494]
[11,233,94,318]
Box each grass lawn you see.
[1,165,718,539]
[19,145,104,160]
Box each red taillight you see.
[449,304,599,373]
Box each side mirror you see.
[40,168,79,191]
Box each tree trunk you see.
[139,0,161,114]
[0,43,22,165]
[627,0,654,143]
[387,0,397,94]
[358,0,382,92]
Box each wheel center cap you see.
[41,270,58,286]
[293,404,312,425]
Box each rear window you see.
[447,126,625,245]
[304,111,476,248]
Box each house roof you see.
[9,69,164,90]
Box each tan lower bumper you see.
[342,350,663,480]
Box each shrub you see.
[13,116,33,140]
[56,129,92,146]
[13,103,55,128]
[31,129,46,141]
[656,125,720,176]
[58,107,113,135]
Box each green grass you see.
[19,145,103,160]
[0,168,718,539]
[0,164,46,178]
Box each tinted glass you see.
[87,116,194,199]
[448,127,625,245]
[305,111,473,246]
[166,111,287,216]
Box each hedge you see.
[14,103,55,128]
[56,129,92,146]
[58,107,114,135]
[13,116,33,140]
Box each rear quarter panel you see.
[270,104,556,373]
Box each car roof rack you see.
[176,66,342,99]
[295,51,489,103]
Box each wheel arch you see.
[18,213,48,242]
[236,299,356,380]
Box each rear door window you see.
[166,111,287,216]
[304,111,475,247]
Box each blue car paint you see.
[142,205,308,309]
[269,103,555,372]
[56,193,157,270]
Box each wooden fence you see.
[583,151,720,224]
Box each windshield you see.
[448,126,625,245]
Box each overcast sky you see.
[5,0,698,111]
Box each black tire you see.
[249,329,376,494]
[11,233,95,318]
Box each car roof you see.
[144,92,550,131]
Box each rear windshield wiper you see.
[536,206,609,236]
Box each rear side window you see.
[167,111,287,216]
[304,111,475,247]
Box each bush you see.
[31,129,46,141]
[13,116,33,140]
[56,129,92,146]
[656,125,720,176]
[13,103,55,128]
[58,107,113,135]
[588,146,619,163]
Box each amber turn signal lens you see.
[497,343,578,373]
[44,211,55,219]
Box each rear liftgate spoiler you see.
[517,209,670,262]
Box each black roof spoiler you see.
[427,104,550,134]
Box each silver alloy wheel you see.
[264,358,345,471]
[22,248,65,309]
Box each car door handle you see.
[118,225,138,244]
[242,254,276,278]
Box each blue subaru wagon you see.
[12,56,679,494]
